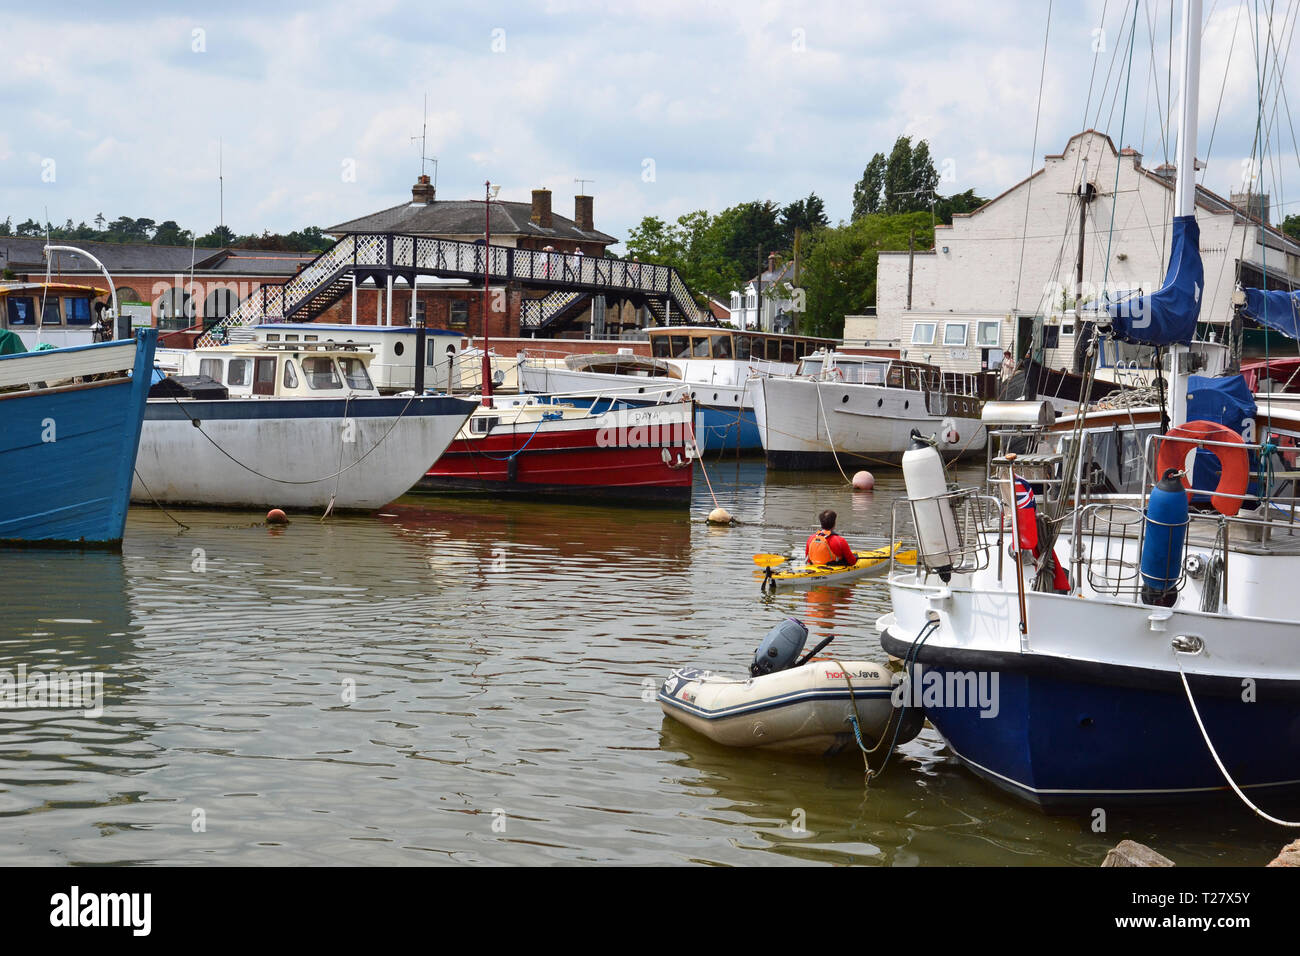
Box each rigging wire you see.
[1012,0,1055,321]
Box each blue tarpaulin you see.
[1242,288,1300,341]
[1105,214,1203,347]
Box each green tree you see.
[934,189,988,225]
[1283,214,1300,241]
[798,211,934,337]
[197,224,237,247]
[852,153,887,220]
[152,220,192,245]
[781,193,828,242]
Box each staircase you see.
[520,291,591,332]
[198,232,708,345]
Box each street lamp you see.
[482,180,500,406]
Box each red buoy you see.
[266,509,288,524]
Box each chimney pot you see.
[531,188,553,229]
[412,174,436,204]
[574,194,594,232]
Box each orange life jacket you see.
[807,530,837,564]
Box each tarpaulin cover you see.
[0,329,26,355]
[1105,214,1203,346]
[1242,287,1300,341]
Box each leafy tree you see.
[934,189,988,225]
[1283,214,1300,241]
[852,153,887,220]
[781,193,828,242]
[152,220,192,246]
[197,224,238,247]
[798,211,934,337]
[0,217,10,236]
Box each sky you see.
[1,0,1296,251]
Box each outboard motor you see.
[901,429,960,582]
[1141,468,1189,607]
[750,618,808,677]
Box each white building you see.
[875,130,1300,374]
[730,256,797,332]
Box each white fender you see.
[901,432,960,576]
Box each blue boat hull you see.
[881,632,1300,810]
[0,332,156,547]
[537,394,760,453]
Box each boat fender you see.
[901,429,960,582]
[749,618,808,678]
[1141,468,1189,607]
[506,456,519,482]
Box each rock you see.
[852,470,875,491]
[707,507,733,525]
[1101,840,1175,867]
[1267,840,1300,867]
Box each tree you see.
[625,215,684,264]
[781,193,828,242]
[1283,214,1300,241]
[0,217,11,236]
[934,189,988,225]
[798,211,934,337]
[852,153,887,220]
[152,220,192,246]
[196,224,238,247]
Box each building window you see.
[911,322,937,345]
[943,322,968,346]
[976,320,1000,347]
[449,300,469,329]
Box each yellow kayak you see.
[756,543,917,591]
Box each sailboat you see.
[877,0,1300,813]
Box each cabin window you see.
[285,334,299,342]
[710,335,732,359]
[469,416,498,434]
[63,297,92,325]
[338,357,372,391]
[227,358,251,387]
[944,322,968,346]
[795,341,808,359]
[303,356,342,389]
[304,335,318,342]
[651,335,671,359]
[780,340,795,363]
[266,333,280,342]
[976,321,1000,347]
[6,296,36,325]
[669,335,691,358]
[691,336,711,357]
[449,300,469,329]
[734,335,752,360]
[199,358,222,381]
[283,360,299,389]
[802,359,823,376]
[40,299,62,325]
[911,323,937,345]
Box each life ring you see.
[1154,420,1250,517]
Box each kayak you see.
[758,542,916,591]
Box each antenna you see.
[574,177,594,195]
[219,139,224,234]
[411,93,437,181]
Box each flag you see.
[1013,478,1038,552]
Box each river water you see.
[0,462,1287,865]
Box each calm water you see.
[0,462,1288,866]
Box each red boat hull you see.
[416,415,694,504]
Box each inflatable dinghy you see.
[658,618,922,756]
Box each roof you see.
[326,199,617,246]
[0,236,312,276]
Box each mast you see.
[1169,0,1201,426]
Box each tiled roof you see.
[0,236,311,275]
[326,199,617,246]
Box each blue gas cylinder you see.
[750,618,809,677]
[1141,468,1189,606]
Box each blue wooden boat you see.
[0,330,158,547]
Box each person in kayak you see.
[806,510,857,566]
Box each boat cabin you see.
[251,323,468,393]
[156,341,381,398]
[0,282,111,351]
[648,327,837,364]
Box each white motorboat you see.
[753,350,986,470]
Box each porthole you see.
[713,392,719,401]
[904,400,909,410]
[394,341,405,356]
[842,394,849,403]
[877,398,883,408]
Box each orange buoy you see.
[266,509,289,524]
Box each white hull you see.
[132,396,475,511]
[753,376,985,465]
[657,659,912,755]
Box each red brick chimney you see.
[574,195,594,232]
[531,188,553,228]
[411,174,435,204]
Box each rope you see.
[1012,0,1054,318]
[1173,652,1300,827]
[814,382,854,485]
[132,467,191,531]
[165,389,418,485]
[687,413,722,511]
[466,406,550,462]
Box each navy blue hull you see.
[881,632,1300,810]
[0,331,156,547]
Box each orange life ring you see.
[1154,420,1250,517]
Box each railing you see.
[520,290,589,329]
[199,233,707,346]
[890,490,1002,579]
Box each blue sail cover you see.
[1105,214,1203,346]
[1242,288,1300,340]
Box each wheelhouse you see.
[647,327,837,364]
[157,341,381,398]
